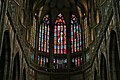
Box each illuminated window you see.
[39,15,50,53]
[71,14,82,53]
[53,58,67,69]
[72,56,81,68]
[38,15,50,67]
[54,13,66,54]
[38,56,49,67]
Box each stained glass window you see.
[54,13,66,54]
[71,14,82,53]
[39,56,48,67]
[53,58,67,69]
[72,56,81,68]
[39,15,50,53]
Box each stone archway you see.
[109,30,120,80]
[12,53,20,80]
[100,53,107,80]
[0,30,11,80]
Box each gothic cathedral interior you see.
[0,0,120,80]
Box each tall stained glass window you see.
[71,14,82,53]
[39,15,50,53]
[54,13,66,54]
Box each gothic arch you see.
[100,53,107,80]
[109,30,120,80]
[12,53,20,80]
[0,30,11,80]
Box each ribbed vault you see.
[33,0,88,19]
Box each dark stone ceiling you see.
[33,0,88,14]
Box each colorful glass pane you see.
[53,58,67,69]
[78,57,80,66]
[39,15,50,53]
[72,56,81,68]
[54,13,66,54]
[71,14,82,53]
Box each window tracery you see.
[39,15,50,53]
[37,13,83,69]
[54,13,67,54]
[71,14,82,53]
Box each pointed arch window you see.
[71,14,82,53]
[54,13,66,54]
[39,15,50,53]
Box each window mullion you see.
[60,23,62,54]
[62,24,64,54]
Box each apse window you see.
[54,13,67,54]
[39,15,50,53]
[71,14,82,53]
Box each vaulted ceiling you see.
[32,0,88,18]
